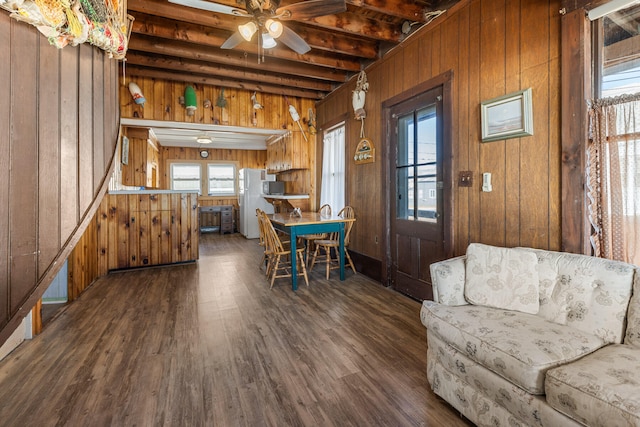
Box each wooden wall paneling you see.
[60,46,80,244]
[504,0,523,248]
[138,194,150,266]
[478,0,507,247]
[153,78,164,123]
[179,193,189,260]
[105,53,119,161]
[548,4,562,251]
[170,193,180,262]
[93,50,106,195]
[149,194,161,266]
[79,44,95,215]
[520,0,555,250]
[0,13,10,328]
[160,193,171,265]
[467,0,483,248]
[9,21,39,311]
[37,35,61,277]
[403,39,420,93]
[97,197,109,275]
[117,195,130,269]
[455,5,471,255]
[107,194,119,269]
[418,30,433,83]
[190,193,199,260]
[128,194,140,267]
[162,78,173,122]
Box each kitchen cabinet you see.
[266,131,309,173]
[98,191,199,270]
[122,127,160,188]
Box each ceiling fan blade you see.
[278,26,311,54]
[168,0,250,16]
[276,0,346,20]
[221,31,245,50]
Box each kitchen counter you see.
[263,194,310,213]
[262,194,309,200]
[109,190,199,195]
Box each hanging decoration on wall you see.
[284,95,307,142]
[0,0,130,58]
[351,70,374,165]
[128,81,146,106]
[184,85,197,116]
[307,108,316,135]
[251,91,263,126]
[216,88,229,124]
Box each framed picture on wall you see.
[481,88,533,142]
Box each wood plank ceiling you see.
[125,0,455,99]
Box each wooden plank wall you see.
[119,78,317,202]
[0,13,120,345]
[316,0,562,267]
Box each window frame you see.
[167,159,239,198]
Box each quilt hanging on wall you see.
[0,0,129,58]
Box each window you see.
[170,161,237,196]
[320,123,346,212]
[171,163,201,193]
[596,4,640,97]
[208,164,235,196]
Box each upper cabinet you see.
[266,131,310,173]
[122,127,160,188]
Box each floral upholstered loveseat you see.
[420,243,640,427]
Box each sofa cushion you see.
[546,344,640,427]
[624,268,640,347]
[421,302,606,394]
[525,248,635,344]
[465,244,540,314]
[430,255,468,306]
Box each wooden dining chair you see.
[256,208,268,269]
[261,210,309,289]
[299,203,331,264]
[309,206,356,280]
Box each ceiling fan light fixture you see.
[238,21,257,41]
[265,19,283,38]
[262,33,277,49]
[196,135,213,144]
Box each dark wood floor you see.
[0,234,470,426]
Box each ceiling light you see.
[265,19,283,38]
[196,135,213,144]
[262,33,277,49]
[238,21,257,41]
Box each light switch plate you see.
[458,171,473,187]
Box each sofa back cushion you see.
[464,244,540,314]
[526,248,635,344]
[624,268,640,347]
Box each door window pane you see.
[396,166,412,220]
[417,165,437,223]
[397,114,414,167]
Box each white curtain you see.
[320,125,345,213]
[587,93,640,265]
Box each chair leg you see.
[345,249,356,274]
[270,254,281,289]
[309,245,320,272]
[325,246,331,280]
[297,251,309,286]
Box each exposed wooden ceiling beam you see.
[297,11,403,42]
[345,0,427,22]
[125,65,328,99]
[128,35,350,83]
[130,13,363,72]
[126,52,334,92]
[127,0,379,58]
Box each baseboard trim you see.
[350,250,384,284]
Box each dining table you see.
[268,212,355,290]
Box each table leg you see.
[290,228,298,291]
[339,223,345,281]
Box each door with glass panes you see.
[390,86,446,301]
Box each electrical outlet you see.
[458,171,473,187]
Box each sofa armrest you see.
[430,255,468,305]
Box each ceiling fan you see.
[168,0,347,54]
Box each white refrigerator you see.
[238,168,275,239]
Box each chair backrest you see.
[319,203,332,217]
[256,208,266,246]
[259,210,286,253]
[331,206,355,245]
